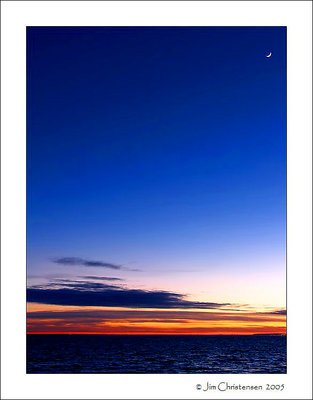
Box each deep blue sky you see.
[27,27,286,304]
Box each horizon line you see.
[27,332,286,336]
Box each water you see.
[27,334,286,374]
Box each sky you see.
[27,27,286,334]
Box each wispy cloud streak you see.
[79,276,123,281]
[53,257,123,269]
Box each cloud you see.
[52,257,123,269]
[259,309,286,315]
[27,280,229,309]
[27,309,286,323]
[30,278,124,292]
[26,280,286,334]
[45,281,119,291]
[52,257,140,272]
[273,310,287,315]
[79,276,123,281]
[27,320,287,335]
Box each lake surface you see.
[27,334,286,374]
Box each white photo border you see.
[1,1,312,399]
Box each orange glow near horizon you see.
[27,302,286,335]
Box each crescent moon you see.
[266,52,272,58]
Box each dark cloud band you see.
[27,285,229,309]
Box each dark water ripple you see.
[27,334,286,374]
